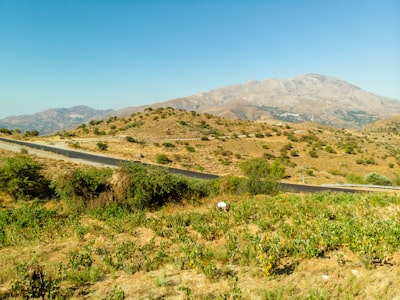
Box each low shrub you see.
[364,173,393,186]
[0,155,53,200]
[53,168,113,213]
[239,158,285,195]
[120,162,211,209]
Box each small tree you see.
[239,158,285,195]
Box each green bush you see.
[346,173,365,184]
[217,175,248,195]
[239,158,285,195]
[54,168,113,213]
[308,150,318,158]
[120,162,210,209]
[96,142,108,150]
[364,173,393,186]
[0,156,53,200]
[156,154,171,164]
[324,146,336,153]
[185,145,195,152]
[126,136,137,143]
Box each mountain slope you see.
[125,73,400,128]
[0,106,114,135]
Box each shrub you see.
[162,142,175,148]
[308,150,318,158]
[185,145,195,152]
[120,162,210,209]
[217,175,248,195]
[344,145,356,154]
[24,130,39,137]
[364,173,393,186]
[304,169,314,176]
[0,156,53,200]
[96,142,108,150]
[356,158,364,165]
[239,158,285,195]
[324,146,336,153]
[126,136,137,143]
[0,128,12,134]
[156,154,172,164]
[54,168,113,212]
[346,173,365,184]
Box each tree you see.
[239,158,285,195]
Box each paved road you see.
[0,137,364,193]
[0,137,218,180]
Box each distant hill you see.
[0,106,114,135]
[1,74,399,134]
[117,73,400,128]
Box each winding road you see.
[0,137,365,193]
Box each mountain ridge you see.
[114,73,400,128]
[1,74,399,134]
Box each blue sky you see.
[0,0,399,118]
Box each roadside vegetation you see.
[3,107,400,187]
[0,150,400,299]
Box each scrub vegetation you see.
[0,109,400,298]
[0,151,399,299]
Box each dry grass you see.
[24,107,400,186]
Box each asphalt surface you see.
[0,137,364,193]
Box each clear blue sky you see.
[1,0,399,118]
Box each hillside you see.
[1,109,400,299]
[18,107,400,187]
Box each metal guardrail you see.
[321,183,400,190]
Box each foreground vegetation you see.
[0,152,400,299]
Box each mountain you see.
[2,74,399,134]
[119,73,400,128]
[0,106,114,135]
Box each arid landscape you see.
[0,108,400,299]
[2,0,399,298]
[23,107,400,187]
